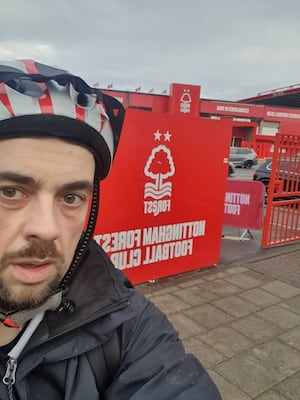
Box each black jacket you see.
[0,240,221,399]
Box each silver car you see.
[230,146,257,168]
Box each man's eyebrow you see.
[60,181,94,194]
[0,171,36,186]
[0,172,94,193]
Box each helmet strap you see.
[59,175,100,292]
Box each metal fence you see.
[262,133,300,247]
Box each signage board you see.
[224,180,265,230]
[94,109,232,284]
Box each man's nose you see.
[23,196,60,242]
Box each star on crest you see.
[164,131,171,141]
[154,130,162,140]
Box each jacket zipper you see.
[3,357,17,400]
[1,313,45,400]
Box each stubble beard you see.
[0,240,66,313]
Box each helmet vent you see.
[7,78,44,98]
[69,84,96,109]
[77,92,91,107]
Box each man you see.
[0,60,221,399]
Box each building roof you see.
[240,84,300,108]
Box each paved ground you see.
[138,227,300,399]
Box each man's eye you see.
[64,194,84,205]
[0,187,22,198]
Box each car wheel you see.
[244,160,253,168]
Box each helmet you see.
[0,59,125,179]
[0,60,125,295]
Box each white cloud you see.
[0,41,58,62]
[238,46,300,65]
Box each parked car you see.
[228,161,235,176]
[253,157,300,199]
[230,146,258,168]
[253,159,272,198]
[253,158,272,183]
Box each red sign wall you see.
[200,99,264,119]
[94,109,232,284]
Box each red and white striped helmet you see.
[0,59,124,179]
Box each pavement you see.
[137,226,300,399]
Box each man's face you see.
[0,137,95,312]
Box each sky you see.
[1,0,300,101]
